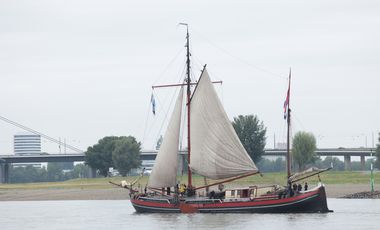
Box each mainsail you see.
[148,87,184,188]
[189,69,258,179]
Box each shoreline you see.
[1,184,378,201]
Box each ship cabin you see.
[224,185,280,202]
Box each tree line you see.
[258,156,375,172]
[8,156,374,184]
[9,163,90,183]
[7,114,379,183]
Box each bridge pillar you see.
[88,167,97,178]
[0,163,10,184]
[344,155,351,171]
[0,164,3,183]
[360,156,365,170]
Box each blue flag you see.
[150,93,156,115]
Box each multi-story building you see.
[14,133,41,155]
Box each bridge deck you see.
[0,148,375,164]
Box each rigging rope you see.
[152,48,185,86]
[191,27,287,80]
[141,92,155,146]
[141,48,187,149]
[142,64,187,150]
[153,86,181,150]
[156,69,185,147]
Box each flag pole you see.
[286,68,292,179]
[179,22,193,189]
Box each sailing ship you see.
[129,24,331,213]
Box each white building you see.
[14,133,41,155]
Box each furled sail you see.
[148,87,184,188]
[189,69,258,179]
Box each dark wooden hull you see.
[131,185,331,213]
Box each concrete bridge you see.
[0,148,376,183]
[175,148,375,171]
[264,148,376,171]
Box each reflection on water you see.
[0,199,379,230]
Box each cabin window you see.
[249,189,255,198]
[237,190,241,196]
[231,190,235,196]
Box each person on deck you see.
[288,181,294,197]
[179,184,186,196]
[297,184,302,192]
[304,182,308,191]
[292,184,298,195]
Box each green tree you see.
[232,114,267,163]
[9,165,47,183]
[292,131,318,171]
[47,163,63,181]
[257,158,285,172]
[375,134,380,169]
[70,164,90,178]
[315,157,345,171]
[112,136,142,176]
[85,136,123,177]
[46,162,73,181]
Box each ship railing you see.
[138,196,171,204]
[184,199,222,204]
[299,182,322,194]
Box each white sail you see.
[189,69,258,180]
[148,87,183,188]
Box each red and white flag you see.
[283,69,291,119]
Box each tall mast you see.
[180,23,192,188]
[286,69,292,179]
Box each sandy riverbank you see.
[1,184,378,201]
[0,188,128,201]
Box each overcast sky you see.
[0,0,379,154]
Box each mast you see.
[180,23,192,188]
[286,69,292,179]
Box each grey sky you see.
[0,0,379,154]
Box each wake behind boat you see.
[127,24,331,213]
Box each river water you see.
[0,199,379,230]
